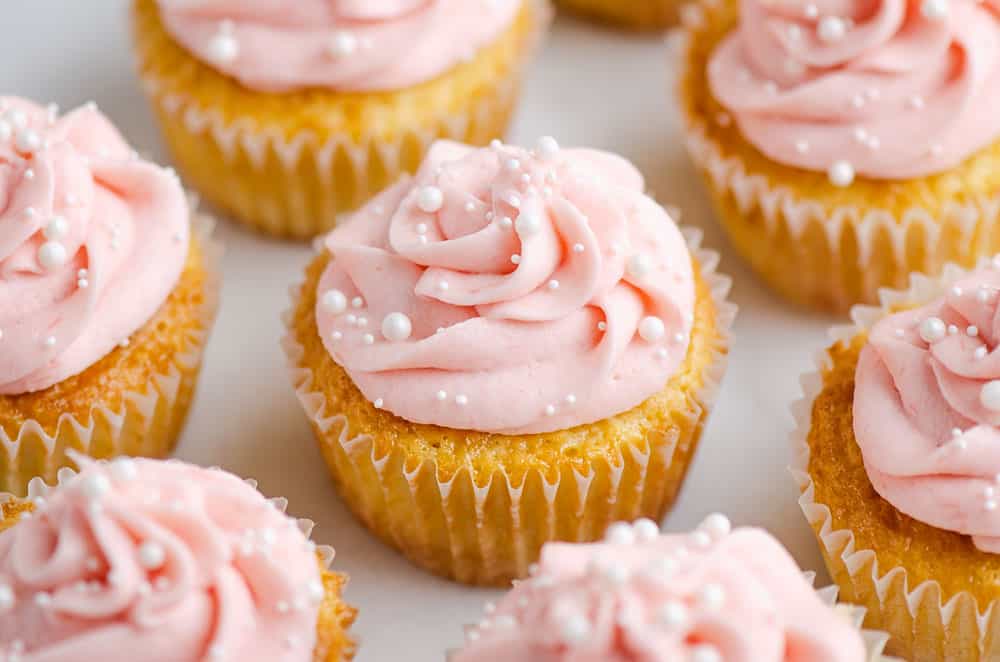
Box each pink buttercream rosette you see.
[451,517,891,662]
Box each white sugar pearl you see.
[4,108,27,129]
[700,513,732,538]
[456,394,469,406]
[307,580,325,604]
[981,381,1000,412]
[690,644,723,662]
[138,541,166,570]
[510,254,522,265]
[109,458,138,481]
[919,317,947,343]
[817,16,847,42]
[0,120,10,141]
[352,296,364,309]
[208,30,239,62]
[381,313,412,342]
[659,601,688,628]
[699,584,726,610]
[572,243,584,253]
[515,211,541,237]
[417,186,444,213]
[565,394,577,405]
[632,518,660,541]
[828,160,855,187]
[436,390,448,401]
[321,289,347,315]
[561,615,590,643]
[804,3,819,17]
[545,404,556,416]
[0,584,13,611]
[604,522,636,545]
[15,128,41,154]
[374,399,384,409]
[921,0,949,19]
[328,31,358,57]
[362,333,375,345]
[38,241,67,270]
[44,216,69,240]
[80,473,110,499]
[547,279,560,291]
[638,316,666,343]
[537,136,560,160]
[626,254,652,279]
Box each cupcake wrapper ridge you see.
[0,203,222,496]
[133,0,554,239]
[792,258,1000,661]
[283,226,736,586]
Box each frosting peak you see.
[0,458,322,661]
[453,520,868,662]
[855,263,1000,552]
[708,0,1000,179]
[0,97,189,395]
[156,0,522,93]
[316,140,695,434]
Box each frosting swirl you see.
[708,0,1000,179]
[0,97,188,395]
[453,519,867,662]
[316,140,695,435]
[156,0,522,93]
[855,265,1000,552]
[0,458,323,661]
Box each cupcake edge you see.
[0,197,222,495]
[281,225,736,585]
[675,0,1000,312]
[132,0,554,238]
[791,257,1000,659]
[0,457,356,661]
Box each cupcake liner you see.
[282,227,736,586]
[446,574,894,660]
[676,1,1000,313]
[133,0,553,239]
[0,201,222,497]
[556,0,680,30]
[791,257,1000,661]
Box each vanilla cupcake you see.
[794,258,1000,660]
[679,0,1000,312]
[133,0,550,239]
[0,97,219,496]
[0,457,356,661]
[452,517,891,661]
[284,138,735,586]
[557,0,679,29]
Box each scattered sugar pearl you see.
[981,381,1000,412]
[561,615,590,643]
[632,518,660,542]
[328,31,358,58]
[3,108,27,130]
[545,404,556,416]
[208,644,225,660]
[952,286,964,297]
[345,314,357,326]
[43,216,69,240]
[605,522,636,545]
[699,584,726,611]
[138,541,166,570]
[43,335,57,348]
[511,254,522,265]
[690,644,723,662]
[515,211,541,237]
[24,168,35,180]
[547,279,560,291]
[499,216,513,229]
[795,139,810,154]
[208,30,239,63]
[660,601,688,629]
[352,296,364,309]
[948,324,959,336]
[655,347,668,359]
[436,390,448,401]
[362,333,375,345]
[15,128,41,154]
[80,473,111,499]
[921,0,949,19]
[506,158,521,172]
[417,186,444,213]
[909,95,926,110]
[0,121,10,142]
[373,399,384,409]
[0,584,13,611]
[572,243,585,254]
[38,241,67,270]
[415,223,428,235]
[987,500,998,511]
[34,592,53,608]
[968,326,980,337]
[537,136,560,160]
[437,280,449,292]
[827,161,855,187]
[638,316,666,343]
[979,287,993,303]
[381,313,412,342]
[817,16,847,42]
[700,513,732,538]
[455,394,469,406]
[804,3,819,18]
[110,458,138,481]
[598,321,608,332]
[626,254,652,280]
[565,394,577,406]
[691,531,712,548]
[976,346,989,360]
[919,317,946,343]
[321,289,347,315]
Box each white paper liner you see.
[675,0,1000,311]
[282,226,737,585]
[790,257,1000,661]
[0,198,222,497]
[133,0,554,238]
[447,570,894,661]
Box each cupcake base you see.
[132,0,551,240]
[556,0,679,29]
[284,229,734,587]
[0,213,220,497]
[793,264,1000,661]
[679,0,1000,313]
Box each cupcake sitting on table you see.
[556,0,680,30]
[284,137,735,586]
[679,0,1000,312]
[0,96,219,496]
[132,0,551,239]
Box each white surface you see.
[3,4,841,660]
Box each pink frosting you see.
[708,0,1000,179]
[155,0,521,93]
[315,140,695,435]
[0,97,189,395]
[453,520,867,662]
[854,264,1000,553]
[0,458,324,661]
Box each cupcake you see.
[0,456,356,661]
[0,97,219,496]
[132,0,551,239]
[452,516,891,661]
[284,138,735,586]
[556,0,679,30]
[679,0,1000,312]
[793,257,1000,660]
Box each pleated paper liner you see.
[448,569,895,660]
[131,0,553,240]
[0,460,357,662]
[283,227,736,587]
[555,0,680,30]
[792,258,1000,661]
[0,202,221,497]
[677,0,1000,313]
